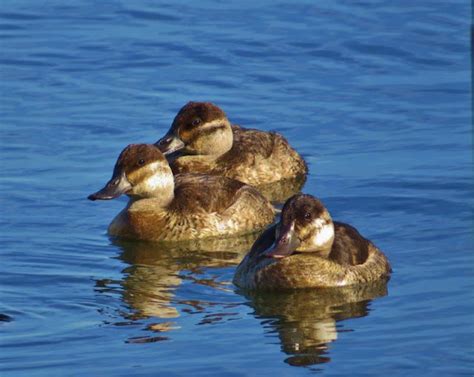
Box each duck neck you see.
[128,164,175,207]
[190,119,233,156]
[310,221,335,259]
[212,121,233,155]
[315,239,334,259]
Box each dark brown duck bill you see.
[88,172,132,201]
[264,222,301,259]
[154,133,185,155]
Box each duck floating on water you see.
[88,144,275,242]
[155,102,308,192]
[233,193,391,290]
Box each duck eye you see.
[191,118,201,126]
[304,212,312,220]
[138,159,145,166]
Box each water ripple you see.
[0,0,471,375]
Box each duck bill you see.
[88,172,132,201]
[155,133,185,155]
[265,222,301,259]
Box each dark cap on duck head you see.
[265,194,329,259]
[172,102,227,129]
[281,194,326,226]
[155,102,229,155]
[88,144,165,201]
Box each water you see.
[1,1,472,375]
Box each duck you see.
[155,102,308,190]
[88,144,275,242]
[233,193,391,290]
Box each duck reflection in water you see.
[241,279,388,367]
[96,233,260,336]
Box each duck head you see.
[88,144,174,205]
[266,194,335,259]
[155,102,233,156]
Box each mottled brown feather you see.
[169,174,246,213]
[233,196,391,289]
[108,173,275,242]
[330,222,370,266]
[171,125,308,187]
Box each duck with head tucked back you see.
[88,144,275,242]
[233,193,391,290]
[155,102,308,189]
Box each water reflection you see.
[95,234,388,354]
[256,175,307,203]
[242,280,389,367]
[96,234,260,340]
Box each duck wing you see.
[248,224,278,258]
[225,125,277,161]
[171,173,246,214]
[330,222,370,266]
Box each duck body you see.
[233,194,391,290]
[109,173,275,242]
[170,125,308,187]
[156,102,308,188]
[233,223,391,290]
[89,144,275,242]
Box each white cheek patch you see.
[311,221,334,248]
[143,171,174,191]
[144,174,173,191]
[314,219,325,228]
[138,162,174,193]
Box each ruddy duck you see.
[88,144,275,242]
[155,102,308,188]
[233,194,391,290]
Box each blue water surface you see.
[1,1,473,376]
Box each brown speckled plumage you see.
[108,173,275,242]
[158,102,308,191]
[90,144,276,242]
[233,194,391,290]
[330,222,370,265]
[172,125,307,186]
[234,238,391,290]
